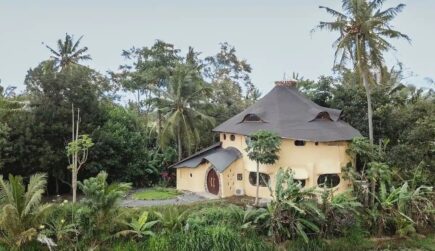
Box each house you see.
[172,80,361,198]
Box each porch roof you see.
[170,142,242,173]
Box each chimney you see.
[274,80,297,88]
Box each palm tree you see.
[151,63,214,161]
[315,0,410,144]
[45,33,91,70]
[0,173,52,250]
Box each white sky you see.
[1,0,434,97]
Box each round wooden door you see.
[207,169,219,195]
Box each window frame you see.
[317,174,340,188]
[242,113,263,122]
[248,172,270,187]
[294,140,306,146]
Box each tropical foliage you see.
[0,173,51,249]
[0,0,434,249]
[246,130,281,205]
[315,0,410,144]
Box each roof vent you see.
[274,80,297,88]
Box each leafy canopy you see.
[246,130,281,165]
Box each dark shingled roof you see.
[213,85,361,141]
[171,142,242,172]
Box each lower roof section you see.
[170,142,241,173]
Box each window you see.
[317,174,340,188]
[230,134,236,141]
[249,172,270,187]
[295,179,306,188]
[243,113,262,122]
[315,112,332,121]
[237,173,243,181]
[245,136,251,146]
[315,142,319,146]
[223,134,227,140]
[294,140,305,146]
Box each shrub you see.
[76,171,132,246]
[319,189,362,237]
[147,225,275,251]
[185,204,245,229]
[0,173,52,250]
[252,169,324,243]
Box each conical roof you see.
[213,84,361,142]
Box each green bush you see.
[185,204,245,229]
[147,225,275,251]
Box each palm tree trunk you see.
[362,73,374,145]
[255,162,260,206]
[177,126,182,161]
[356,38,374,145]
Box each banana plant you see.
[115,211,159,239]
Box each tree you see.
[151,63,214,161]
[8,60,108,194]
[89,103,175,186]
[245,130,281,206]
[45,33,91,70]
[0,173,52,250]
[315,0,410,144]
[66,106,94,203]
[116,40,181,117]
[204,43,260,124]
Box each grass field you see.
[132,187,181,200]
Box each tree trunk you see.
[55,178,59,196]
[356,38,374,145]
[137,89,141,114]
[255,162,260,206]
[370,178,376,208]
[177,127,182,161]
[72,169,77,203]
[362,73,374,145]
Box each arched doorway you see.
[206,168,220,195]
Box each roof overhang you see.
[171,144,241,173]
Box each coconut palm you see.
[45,33,91,70]
[0,173,52,250]
[315,0,410,144]
[151,63,214,160]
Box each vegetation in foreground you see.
[0,154,433,250]
[0,0,433,250]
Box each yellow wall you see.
[220,133,352,198]
[176,133,353,198]
[176,162,209,193]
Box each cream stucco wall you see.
[220,133,353,197]
[176,162,209,193]
[176,132,353,198]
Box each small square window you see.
[294,140,305,146]
[237,173,243,181]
